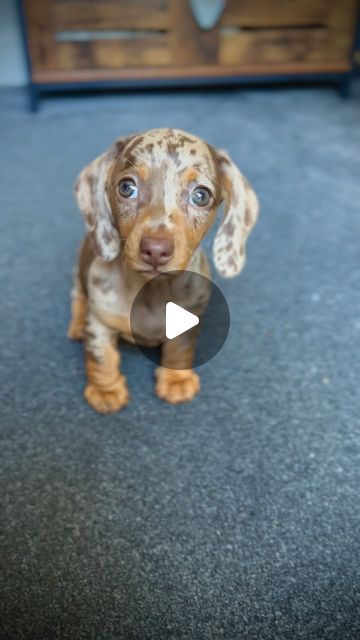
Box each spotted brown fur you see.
[69,128,259,413]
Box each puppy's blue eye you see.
[118,179,138,199]
[189,187,211,207]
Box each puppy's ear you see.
[74,138,130,261]
[213,150,259,278]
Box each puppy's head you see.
[75,128,259,277]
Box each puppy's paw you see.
[67,320,84,341]
[84,375,130,414]
[155,367,200,404]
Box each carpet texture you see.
[0,85,360,640]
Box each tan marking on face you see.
[182,168,199,184]
[137,164,149,181]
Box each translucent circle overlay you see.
[130,270,230,369]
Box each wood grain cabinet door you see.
[219,0,358,70]
[23,0,174,76]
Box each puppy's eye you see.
[189,187,211,207]
[118,179,138,199]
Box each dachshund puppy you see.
[68,129,259,413]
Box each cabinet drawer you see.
[220,27,328,66]
[53,0,170,31]
[54,34,173,70]
[220,0,329,28]
[23,0,172,71]
[219,0,357,67]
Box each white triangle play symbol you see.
[165,302,199,340]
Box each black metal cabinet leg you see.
[28,83,39,112]
[338,74,352,99]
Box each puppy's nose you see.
[140,236,174,269]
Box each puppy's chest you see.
[88,260,165,345]
[131,298,166,346]
[87,260,210,347]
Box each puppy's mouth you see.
[136,267,172,277]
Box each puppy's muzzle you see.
[140,236,174,270]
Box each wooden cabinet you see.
[20,0,358,106]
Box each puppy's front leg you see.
[155,328,200,404]
[84,312,129,414]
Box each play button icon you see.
[165,302,199,340]
[130,270,230,369]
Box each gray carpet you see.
[1,84,360,640]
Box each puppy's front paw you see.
[155,367,200,404]
[84,375,130,414]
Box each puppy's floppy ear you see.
[213,150,259,278]
[74,137,131,261]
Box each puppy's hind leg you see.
[67,267,87,341]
